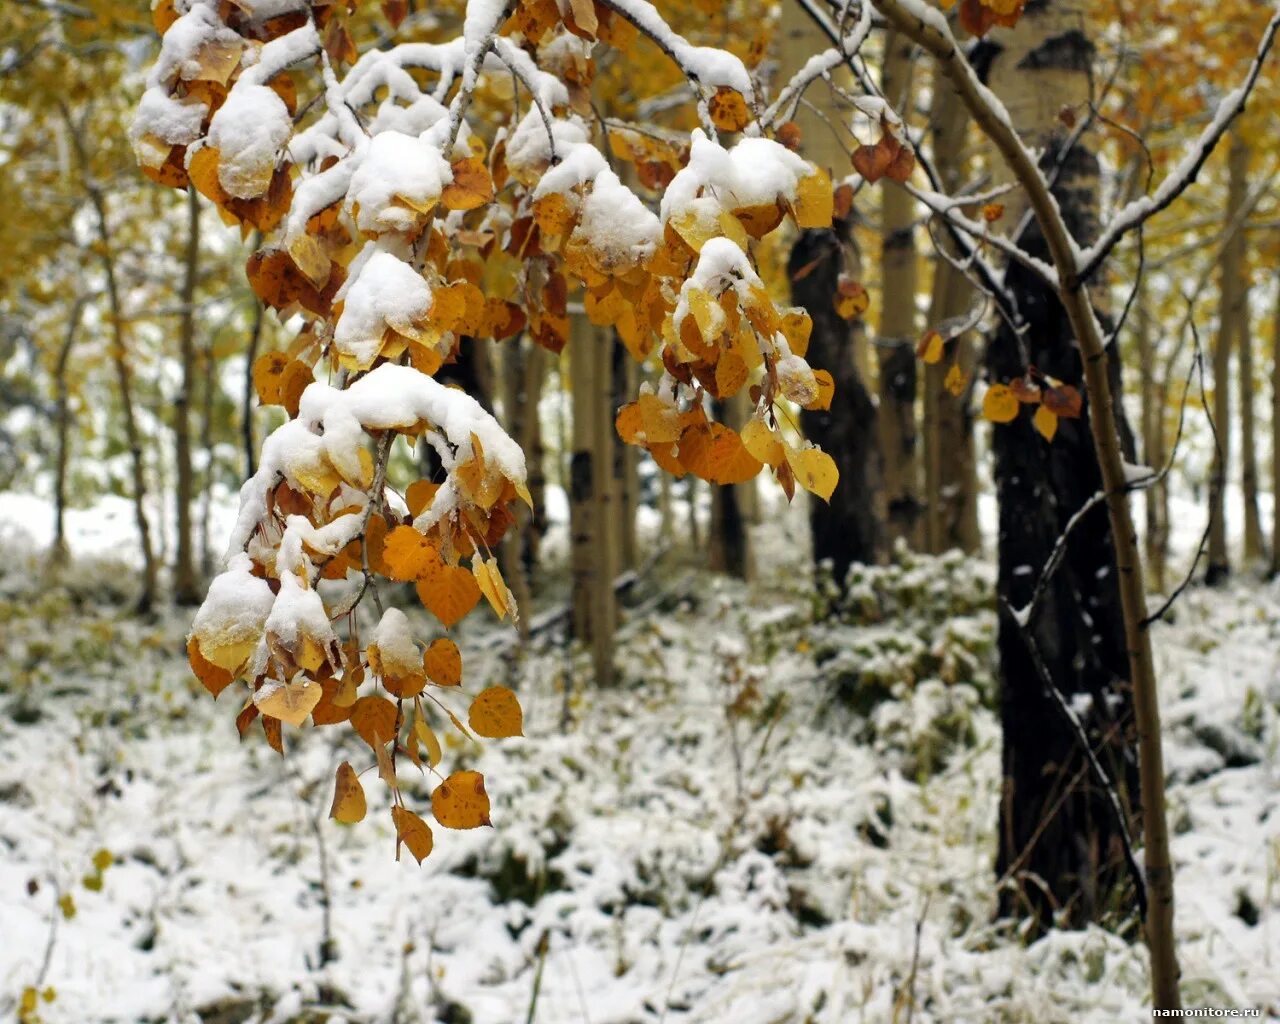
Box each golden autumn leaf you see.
[441,156,494,211]
[945,364,968,397]
[432,770,492,829]
[187,637,235,698]
[792,169,834,229]
[391,805,434,863]
[982,383,1020,423]
[473,556,512,619]
[329,761,367,823]
[835,277,870,320]
[786,446,839,501]
[413,712,444,767]
[255,679,323,727]
[679,422,762,485]
[382,526,442,581]
[917,330,944,365]
[350,694,398,749]
[405,479,440,518]
[1033,403,1059,441]
[423,637,462,686]
[708,86,751,132]
[416,564,482,628]
[740,417,784,468]
[469,685,524,738]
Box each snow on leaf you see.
[255,679,323,727]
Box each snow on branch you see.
[1076,7,1280,282]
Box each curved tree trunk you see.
[981,2,1141,933]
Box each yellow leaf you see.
[708,86,751,132]
[786,446,839,501]
[469,685,524,738]
[350,694,398,749]
[391,805,434,863]
[423,637,462,686]
[432,770,492,829]
[416,564,482,629]
[59,893,76,919]
[413,713,443,767]
[382,526,442,581]
[255,679,322,727]
[792,168,834,229]
[982,383,1019,424]
[740,417,784,468]
[473,557,512,619]
[329,761,367,823]
[945,364,968,397]
[919,330,944,365]
[441,156,494,211]
[1033,403,1059,441]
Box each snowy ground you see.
[1,512,1278,1023]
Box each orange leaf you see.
[982,383,1020,423]
[431,770,492,829]
[469,685,524,738]
[416,564,481,628]
[329,761,367,823]
[382,526,442,581]
[679,423,762,485]
[350,694,398,749]
[423,637,462,687]
[391,805,434,863]
[441,156,494,212]
[187,637,235,698]
[708,86,751,132]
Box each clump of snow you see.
[189,553,276,650]
[345,131,453,235]
[662,130,814,222]
[332,250,434,370]
[206,84,292,198]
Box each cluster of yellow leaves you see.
[981,374,1084,440]
[140,1,539,862]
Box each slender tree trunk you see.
[50,297,88,567]
[1272,268,1280,578]
[877,29,922,549]
[922,71,979,554]
[708,399,751,579]
[174,187,201,605]
[1207,132,1248,584]
[1135,295,1167,592]
[613,343,640,570]
[1239,273,1264,565]
[784,0,880,581]
[978,0,1141,934]
[79,156,157,611]
[569,316,615,686]
[199,334,216,578]
[243,301,265,478]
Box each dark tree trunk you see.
[984,13,1140,931]
[790,227,879,583]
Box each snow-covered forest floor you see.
[1,528,1278,1024]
